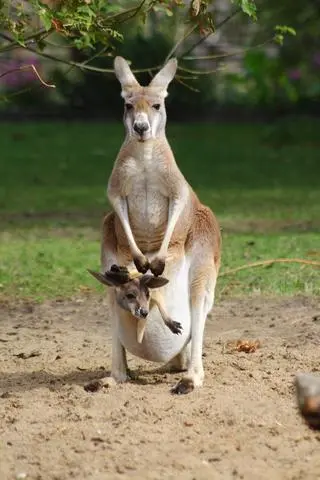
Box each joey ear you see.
[114,56,139,90]
[140,275,169,289]
[87,269,130,287]
[87,269,114,287]
[149,58,178,91]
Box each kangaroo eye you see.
[125,103,133,110]
[126,293,136,300]
[152,104,161,110]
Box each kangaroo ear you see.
[114,56,140,91]
[140,275,169,289]
[149,58,177,92]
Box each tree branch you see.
[0,32,162,74]
[0,29,54,54]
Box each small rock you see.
[84,377,115,393]
[16,473,27,480]
[91,437,104,444]
[100,377,116,388]
[0,392,11,399]
[295,373,320,430]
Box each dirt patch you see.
[0,296,319,480]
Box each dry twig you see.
[0,64,55,88]
[220,258,320,277]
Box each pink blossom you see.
[287,68,301,81]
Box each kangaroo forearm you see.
[108,195,141,256]
[160,187,189,255]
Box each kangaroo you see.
[101,56,221,394]
[88,265,182,343]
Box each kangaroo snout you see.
[133,122,149,136]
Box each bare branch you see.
[175,75,200,92]
[0,64,55,88]
[178,65,226,75]
[164,23,198,64]
[183,38,273,61]
[179,7,242,60]
[115,0,149,25]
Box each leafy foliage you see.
[274,25,296,46]
[0,0,300,109]
[0,0,228,54]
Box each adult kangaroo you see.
[101,56,221,394]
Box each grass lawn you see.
[0,117,319,301]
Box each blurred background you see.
[1,0,320,118]
[0,0,319,301]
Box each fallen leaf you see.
[184,421,193,427]
[225,339,261,354]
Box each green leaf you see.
[274,25,296,45]
[38,7,53,31]
[274,33,284,46]
[42,15,52,31]
[275,25,297,36]
[233,0,257,21]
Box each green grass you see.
[0,229,318,301]
[0,117,319,301]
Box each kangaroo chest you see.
[122,148,169,245]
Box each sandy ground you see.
[0,295,319,480]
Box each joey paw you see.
[167,320,183,335]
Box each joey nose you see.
[133,123,149,136]
[140,308,148,318]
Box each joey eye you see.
[152,104,161,111]
[125,103,133,111]
[126,293,136,300]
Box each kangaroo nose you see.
[139,308,148,318]
[133,122,149,136]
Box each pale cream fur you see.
[101,56,221,394]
